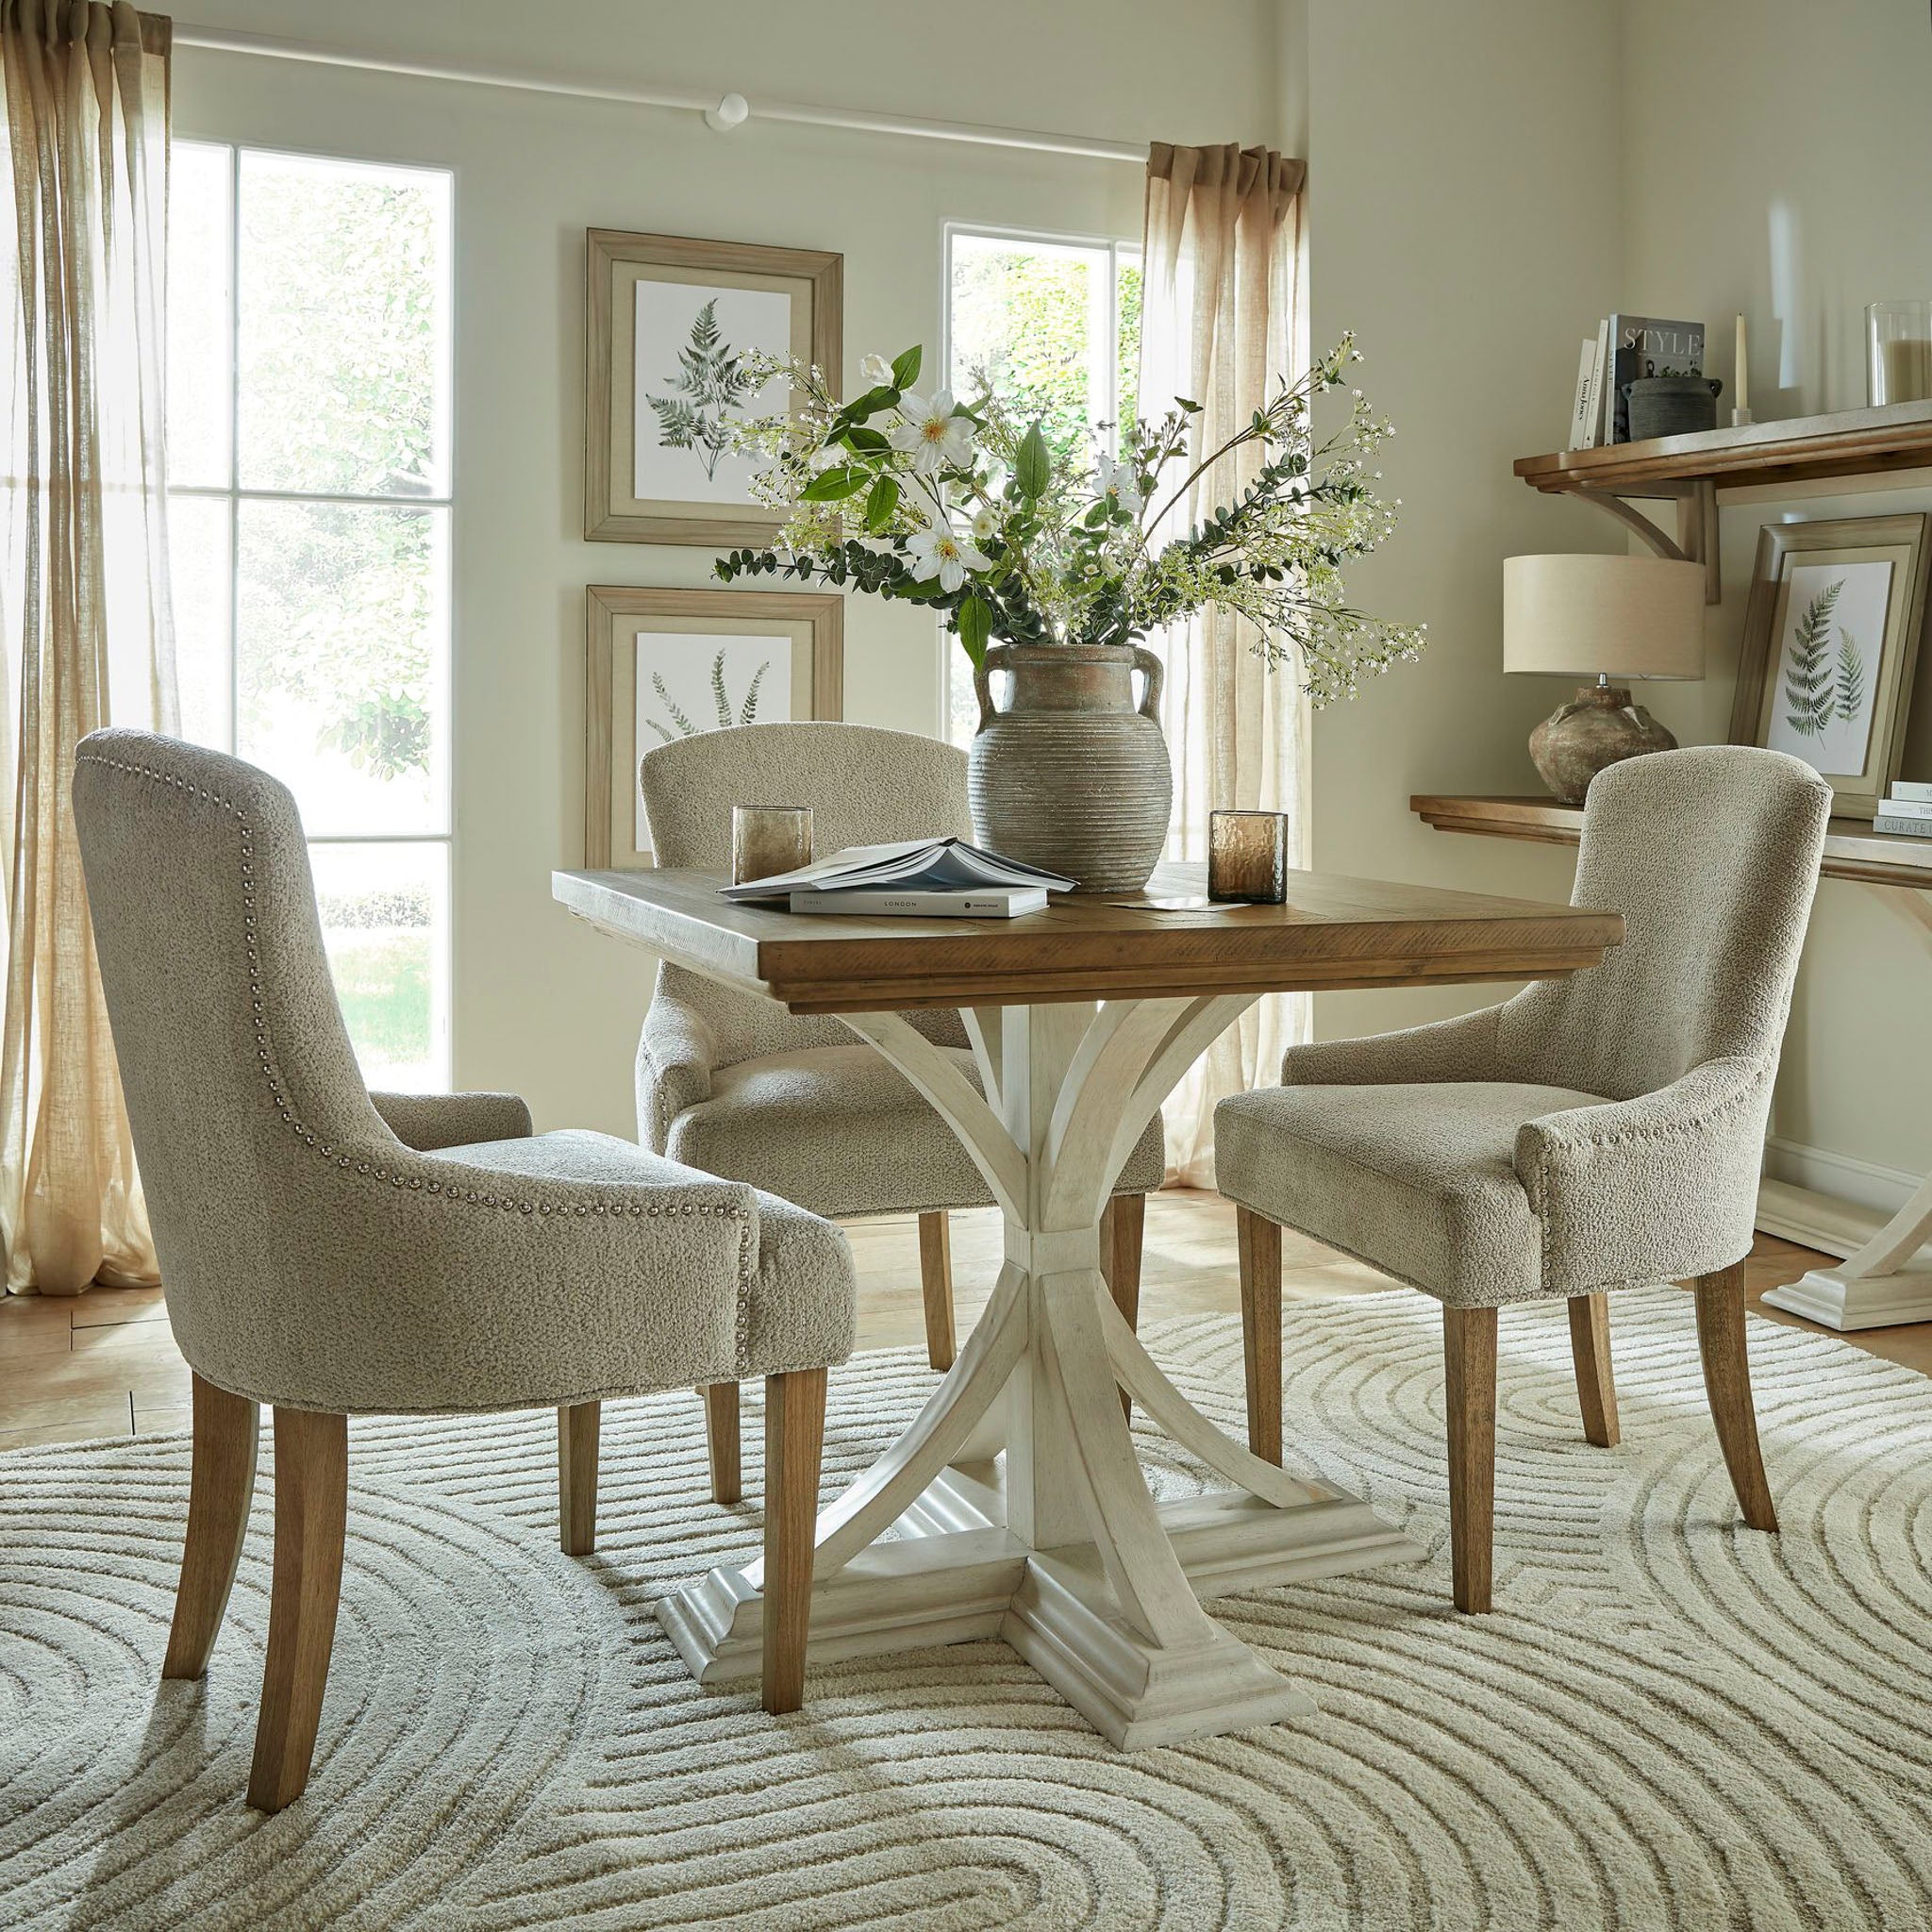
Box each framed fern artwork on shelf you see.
[584,586,843,868]
[1729,513,1932,818]
[586,229,841,543]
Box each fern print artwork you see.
[630,630,793,849]
[631,281,791,505]
[1780,578,1841,739]
[645,300,763,483]
[643,647,774,744]
[1765,558,1892,777]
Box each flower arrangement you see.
[715,336,1424,706]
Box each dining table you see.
[553,858,1624,1749]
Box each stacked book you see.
[1874,783,1932,838]
[1567,314,1706,449]
[720,838,1074,918]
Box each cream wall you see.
[1302,0,1625,1043]
[171,0,1284,1135]
[1616,0,1932,1203]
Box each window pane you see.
[949,235,1108,456]
[167,492,232,749]
[237,499,449,836]
[238,151,452,497]
[308,841,449,1092]
[1116,253,1142,434]
[168,142,232,490]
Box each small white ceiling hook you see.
[704,92,749,133]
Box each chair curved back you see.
[639,724,973,1067]
[1496,745,1831,1100]
[72,729,397,1360]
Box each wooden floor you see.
[2,1189,1927,1451]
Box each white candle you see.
[1735,315,1749,413]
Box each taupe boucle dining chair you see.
[74,728,857,1812]
[1215,746,1831,1612]
[636,722,1164,1495]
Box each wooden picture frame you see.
[1727,513,1932,819]
[586,229,841,545]
[585,586,844,869]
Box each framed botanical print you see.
[585,586,843,868]
[1728,513,1932,818]
[585,229,841,545]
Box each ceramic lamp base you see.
[1528,684,1676,805]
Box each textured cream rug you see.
[3,1291,1930,1932]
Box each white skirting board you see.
[1756,1177,1932,1330]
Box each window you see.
[168,142,455,1091]
[941,225,1141,745]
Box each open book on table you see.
[720,837,1076,904]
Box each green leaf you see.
[841,425,890,451]
[891,345,923,390]
[837,384,900,424]
[864,475,901,531]
[958,594,992,665]
[1015,422,1052,499]
[799,465,871,501]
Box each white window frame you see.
[937,220,1140,741]
[170,138,457,1085]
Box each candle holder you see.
[1868,300,1932,407]
[730,805,813,886]
[1208,810,1290,904]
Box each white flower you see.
[1094,454,1144,514]
[967,505,999,544]
[889,390,974,474]
[905,518,991,593]
[859,352,894,387]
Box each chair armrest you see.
[636,986,720,1153]
[1279,1004,1504,1088]
[1514,1055,1773,1294]
[370,1090,533,1151]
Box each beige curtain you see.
[0,1,175,1294]
[1140,142,1307,1187]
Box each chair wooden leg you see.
[1567,1292,1621,1447]
[702,1382,741,1505]
[1443,1306,1498,1613]
[761,1366,827,1715]
[1101,1192,1147,1421]
[1236,1206,1283,1466]
[162,1373,259,1680]
[1692,1260,1778,1532]
[247,1408,347,1813]
[558,1401,600,1556]
[917,1210,957,1373]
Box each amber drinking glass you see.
[1208,809,1290,904]
[731,806,813,885]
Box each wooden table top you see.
[1410,793,1932,890]
[554,861,1624,1014]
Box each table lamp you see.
[1504,553,1706,804]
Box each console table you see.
[1413,793,1932,1331]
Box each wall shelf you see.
[1513,399,1932,603]
[1410,792,1932,890]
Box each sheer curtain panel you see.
[1,1,175,1293]
[1140,142,1307,1187]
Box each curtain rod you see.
[172,25,1150,164]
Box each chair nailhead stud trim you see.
[75,749,758,1359]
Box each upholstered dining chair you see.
[636,722,1164,1496]
[1215,746,1831,1613]
[73,728,857,1813]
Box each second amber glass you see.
[1208,809,1290,904]
[730,805,813,885]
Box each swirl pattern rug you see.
[3,1291,1930,1932]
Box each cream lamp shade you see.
[1504,553,1707,680]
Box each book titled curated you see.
[1604,314,1705,443]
